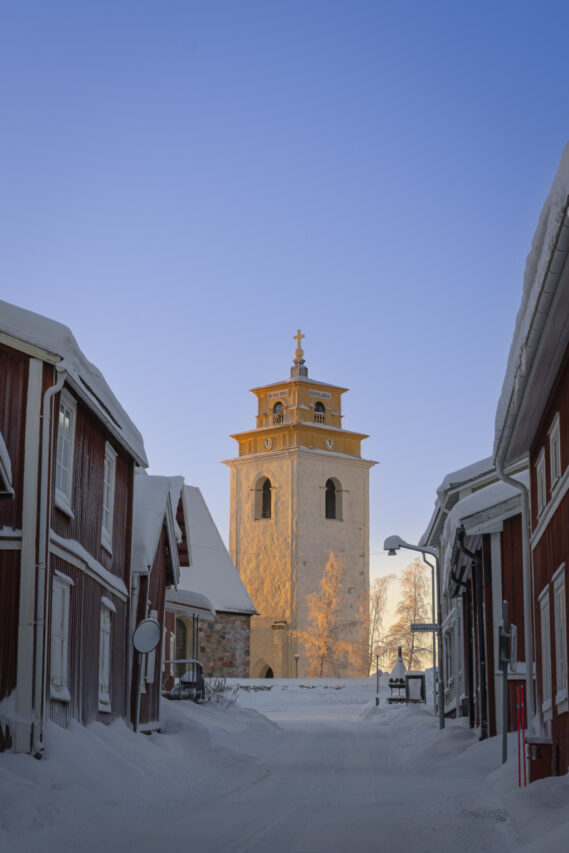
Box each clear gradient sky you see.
[2,1,569,589]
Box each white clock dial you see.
[326,438,334,450]
[263,438,273,450]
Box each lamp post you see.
[293,653,300,679]
[374,644,382,706]
[384,535,444,730]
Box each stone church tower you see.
[224,331,375,678]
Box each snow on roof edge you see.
[494,144,569,459]
[0,300,148,466]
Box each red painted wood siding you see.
[47,555,128,728]
[501,514,525,657]
[134,525,168,727]
[51,388,134,589]
[0,550,20,701]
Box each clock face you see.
[326,438,334,450]
[263,438,273,450]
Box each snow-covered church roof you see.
[177,486,257,615]
[0,300,147,466]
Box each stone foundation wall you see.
[198,612,251,678]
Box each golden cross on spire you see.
[293,328,305,360]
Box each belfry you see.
[224,332,375,678]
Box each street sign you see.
[411,623,439,633]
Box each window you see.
[553,565,568,708]
[262,478,271,518]
[549,413,562,488]
[539,586,552,715]
[254,477,272,520]
[314,401,325,423]
[98,597,115,713]
[536,448,546,515]
[50,572,73,702]
[101,442,117,552]
[55,391,76,514]
[325,478,343,520]
[272,402,284,424]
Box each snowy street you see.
[2,678,569,852]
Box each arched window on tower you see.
[272,402,284,424]
[325,478,343,520]
[314,401,325,423]
[255,476,272,520]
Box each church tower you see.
[224,331,376,678]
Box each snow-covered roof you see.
[435,457,494,499]
[420,457,494,547]
[441,470,529,589]
[178,486,257,615]
[0,431,13,495]
[131,472,184,580]
[494,144,569,465]
[165,588,216,622]
[0,300,147,466]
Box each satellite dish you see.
[132,618,161,654]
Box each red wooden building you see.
[130,472,186,730]
[422,459,528,737]
[0,301,147,755]
[494,144,569,780]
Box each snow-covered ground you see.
[2,675,569,852]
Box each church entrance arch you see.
[253,659,274,678]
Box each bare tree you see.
[368,574,395,673]
[384,558,432,670]
[297,552,357,677]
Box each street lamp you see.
[383,534,445,730]
[293,653,300,679]
[374,644,382,706]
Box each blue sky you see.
[2,1,569,586]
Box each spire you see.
[291,329,308,378]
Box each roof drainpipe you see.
[457,525,489,740]
[495,461,534,734]
[32,364,67,757]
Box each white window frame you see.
[101,442,117,553]
[98,597,116,713]
[55,390,77,517]
[549,413,562,490]
[50,571,74,702]
[539,585,552,718]
[536,448,547,516]
[553,563,568,712]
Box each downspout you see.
[457,526,489,740]
[495,462,534,733]
[32,364,67,756]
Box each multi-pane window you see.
[55,392,76,511]
[539,586,552,714]
[553,565,568,705]
[101,442,117,551]
[549,413,562,488]
[98,598,115,712]
[536,448,547,515]
[50,572,73,702]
